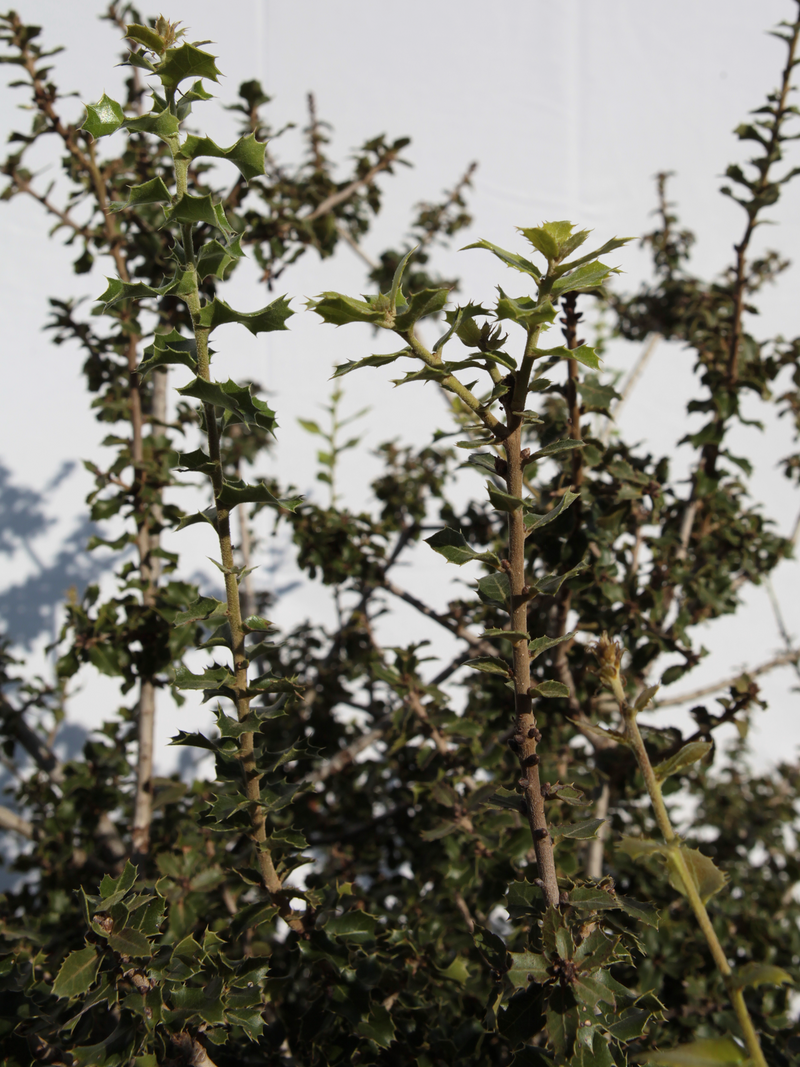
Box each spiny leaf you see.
[425,527,500,567]
[530,679,571,699]
[533,559,586,596]
[552,260,618,295]
[195,235,244,281]
[462,238,542,279]
[653,741,712,782]
[52,947,99,999]
[168,193,233,234]
[736,961,793,988]
[531,344,601,370]
[394,287,450,331]
[529,630,576,661]
[487,482,524,512]
[110,176,172,213]
[157,42,221,88]
[124,106,180,139]
[125,23,166,52]
[177,377,277,431]
[638,1037,747,1066]
[482,628,530,642]
[332,349,411,377]
[617,836,667,861]
[178,133,266,182]
[552,817,605,840]
[669,847,728,904]
[80,93,124,138]
[308,291,389,327]
[172,663,235,691]
[525,439,584,464]
[507,951,549,987]
[196,296,294,335]
[524,489,580,532]
[464,656,512,677]
[495,289,557,330]
[216,479,301,512]
[106,925,153,957]
[139,329,196,375]
[476,571,511,609]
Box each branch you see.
[601,332,661,444]
[0,804,33,838]
[653,649,800,708]
[303,150,400,222]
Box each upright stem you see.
[505,323,559,909]
[617,690,767,1067]
[171,153,281,895]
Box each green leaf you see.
[552,260,618,295]
[110,176,172,213]
[467,452,499,475]
[568,886,618,910]
[439,956,470,984]
[482,628,530,642]
[604,1007,657,1042]
[356,1004,395,1049]
[477,571,511,609]
[529,630,576,661]
[526,439,584,464]
[172,663,235,691]
[508,950,549,987]
[394,287,450,331]
[570,1033,615,1067]
[532,345,601,370]
[389,247,415,308]
[616,895,660,927]
[325,911,377,943]
[617,836,667,861]
[533,560,586,597]
[669,847,728,904]
[125,106,180,139]
[308,290,389,327]
[496,289,557,330]
[177,377,277,430]
[125,23,166,52]
[462,238,542,279]
[196,295,293,335]
[425,527,500,567]
[178,132,266,182]
[139,329,196,375]
[518,224,562,261]
[464,656,511,677]
[99,859,137,902]
[215,479,301,512]
[195,235,244,281]
[530,679,571,699]
[172,596,228,627]
[635,684,660,711]
[95,274,179,309]
[487,482,524,512]
[332,349,410,377]
[485,788,524,812]
[552,818,605,840]
[653,741,712,782]
[168,193,233,234]
[80,93,124,138]
[577,378,619,413]
[638,1037,747,1066]
[106,925,152,957]
[52,947,99,999]
[158,42,221,88]
[736,961,793,988]
[524,489,579,532]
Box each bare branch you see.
[303,151,400,222]
[653,649,800,708]
[0,804,33,838]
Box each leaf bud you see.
[522,753,540,767]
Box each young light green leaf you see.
[462,238,542,279]
[125,23,166,52]
[394,287,450,331]
[518,224,561,261]
[617,836,667,861]
[464,656,512,677]
[669,847,728,904]
[552,260,618,295]
[80,93,125,138]
[425,527,500,567]
[524,489,579,532]
[52,947,99,999]
[531,344,601,370]
[653,741,712,782]
[495,289,557,330]
[638,1036,747,1066]
[736,961,793,989]
[635,683,660,711]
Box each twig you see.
[653,649,800,707]
[585,782,609,880]
[601,333,661,444]
[765,576,800,685]
[335,223,380,271]
[0,804,33,838]
[303,151,400,222]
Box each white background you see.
[1,0,799,775]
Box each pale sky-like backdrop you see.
[1,0,799,775]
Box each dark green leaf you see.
[139,329,196,375]
[524,489,580,532]
[530,679,571,699]
[552,818,605,840]
[477,571,511,609]
[110,176,172,213]
[487,482,524,512]
[531,344,601,370]
[508,950,549,987]
[638,1037,747,1066]
[552,260,618,294]
[52,947,99,999]
[215,478,301,512]
[125,106,180,139]
[168,193,233,234]
[529,630,577,661]
[177,377,277,430]
[425,527,500,567]
[533,560,586,597]
[356,1004,395,1049]
[172,663,235,691]
[464,656,511,677]
[332,349,410,377]
[526,439,584,464]
[106,925,152,957]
